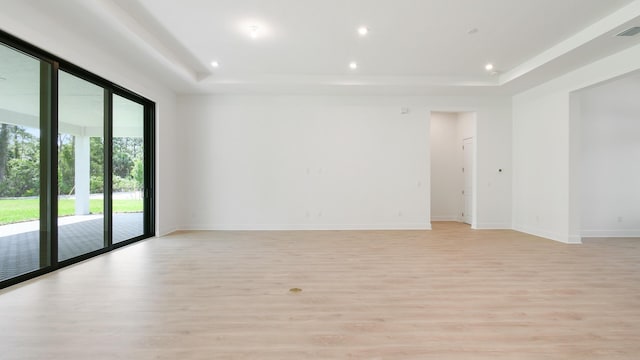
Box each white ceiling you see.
[4,0,640,95]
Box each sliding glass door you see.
[57,71,106,261]
[0,43,48,281]
[112,94,145,243]
[0,30,155,288]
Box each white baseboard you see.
[430,216,461,222]
[581,229,640,238]
[179,223,432,231]
[567,235,582,244]
[157,227,179,237]
[512,224,581,244]
[473,222,512,230]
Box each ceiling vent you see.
[616,27,640,37]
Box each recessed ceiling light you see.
[485,63,494,71]
[349,61,358,70]
[210,61,220,68]
[358,26,369,36]
[249,25,260,39]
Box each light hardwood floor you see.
[1,222,639,359]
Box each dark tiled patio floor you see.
[0,212,143,282]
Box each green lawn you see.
[0,198,143,225]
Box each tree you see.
[0,158,39,197]
[112,151,133,179]
[0,123,10,182]
[132,159,144,191]
[0,124,40,197]
[89,137,104,194]
[90,137,103,176]
[58,134,75,195]
[0,129,144,197]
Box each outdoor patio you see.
[0,212,143,281]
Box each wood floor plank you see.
[1,222,639,359]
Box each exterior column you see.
[74,135,91,215]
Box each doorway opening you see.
[429,111,477,226]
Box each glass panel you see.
[112,94,144,243]
[58,71,105,261]
[0,43,44,281]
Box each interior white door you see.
[463,138,473,225]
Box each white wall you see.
[0,6,180,236]
[513,43,640,243]
[578,75,640,237]
[474,107,511,229]
[457,112,476,141]
[178,95,431,230]
[177,95,511,230]
[154,92,179,235]
[513,92,571,242]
